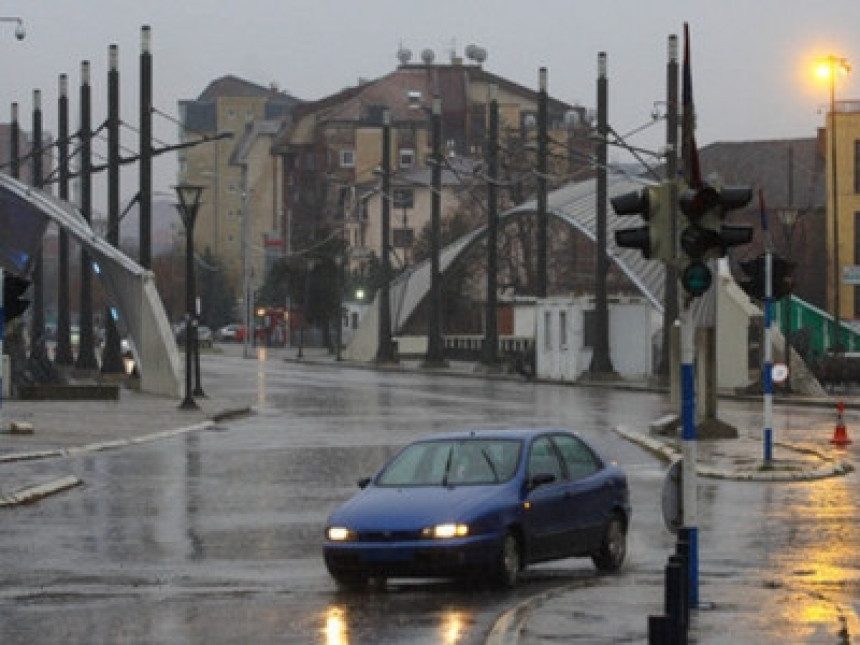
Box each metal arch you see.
[0,173,183,397]
[387,175,664,334]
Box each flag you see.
[681,22,702,188]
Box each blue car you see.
[323,428,631,588]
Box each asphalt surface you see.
[0,347,855,644]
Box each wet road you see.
[1,348,858,643]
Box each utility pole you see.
[55,75,73,367]
[483,84,499,367]
[29,89,45,360]
[590,52,615,375]
[536,67,548,298]
[660,35,680,384]
[139,25,153,269]
[424,96,446,366]
[75,61,98,372]
[376,109,396,363]
[102,44,124,374]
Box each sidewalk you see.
[0,387,250,506]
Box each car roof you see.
[414,427,577,443]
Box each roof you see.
[197,75,295,101]
[698,138,825,211]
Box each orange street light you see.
[818,55,850,349]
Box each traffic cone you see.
[831,401,852,447]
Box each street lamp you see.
[818,55,851,351]
[777,207,800,392]
[174,184,205,410]
[0,16,25,40]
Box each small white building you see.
[535,295,657,381]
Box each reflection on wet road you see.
[1,350,858,643]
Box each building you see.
[177,76,302,296]
[270,47,594,278]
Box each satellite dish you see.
[397,46,412,65]
[466,44,487,64]
[421,48,435,65]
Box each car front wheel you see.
[592,514,627,573]
[491,531,522,588]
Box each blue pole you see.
[680,305,698,607]
[760,190,773,464]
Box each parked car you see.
[175,323,213,348]
[323,428,630,589]
[216,323,246,343]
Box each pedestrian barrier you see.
[831,401,852,446]
[648,533,690,645]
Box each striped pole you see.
[680,303,698,607]
[760,190,774,464]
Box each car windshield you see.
[377,438,522,487]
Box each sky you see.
[2,0,860,206]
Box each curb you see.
[0,475,82,507]
[614,425,854,481]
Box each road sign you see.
[843,265,860,285]
[772,363,789,384]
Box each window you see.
[340,149,355,168]
[544,311,552,350]
[393,228,414,248]
[583,310,597,348]
[528,437,564,482]
[552,434,600,480]
[399,148,415,169]
[559,310,568,348]
[855,140,860,193]
[392,188,414,209]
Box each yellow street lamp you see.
[818,55,850,350]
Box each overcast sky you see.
[2,0,860,205]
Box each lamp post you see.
[778,207,800,392]
[174,184,204,410]
[335,254,344,361]
[819,55,851,351]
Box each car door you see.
[551,433,614,554]
[522,436,568,561]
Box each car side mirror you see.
[357,477,372,489]
[528,472,556,490]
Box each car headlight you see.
[421,523,469,539]
[326,526,358,542]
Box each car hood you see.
[329,484,512,530]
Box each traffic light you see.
[677,182,753,297]
[3,273,31,323]
[738,253,795,301]
[611,181,674,262]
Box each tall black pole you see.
[102,44,124,374]
[590,52,615,375]
[175,185,203,410]
[424,96,446,366]
[10,102,19,180]
[139,25,153,269]
[376,109,395,363]
[55,75,74,366]
[483,84,499,367]
[536,67,548,298]
[76,61,99,372]
[660,35,680,383]
[29,89,45,359]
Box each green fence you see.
[773,295,860,358]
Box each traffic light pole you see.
[680,302,699,608]
[760,191,774,465]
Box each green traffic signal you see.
[681,260,712,296]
